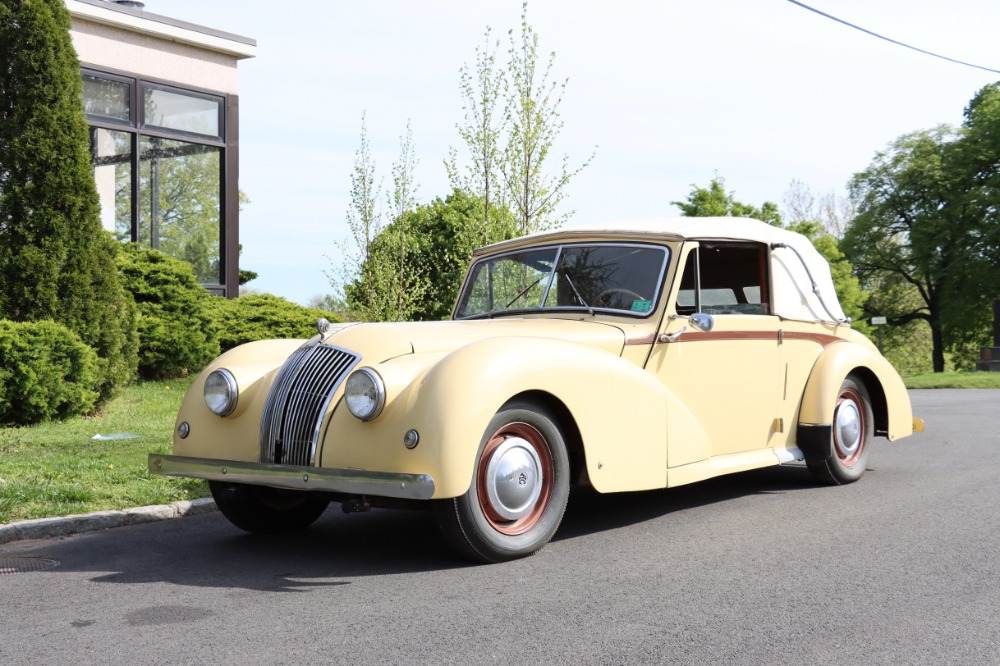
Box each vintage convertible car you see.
[149,217,922,562]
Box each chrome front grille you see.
[259,343,360,466]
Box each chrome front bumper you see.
[148,454,436,501]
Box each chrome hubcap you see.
[834,399,862,457]
[485,437,543,521]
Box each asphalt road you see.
[1,390,997,665]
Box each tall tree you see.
[0,0,137,399]
[349,190,518,321]
[450,2,594,236]
[843,91,1000,373]
[446,26,507,245]
[672,176,782,226]
[332,115,424,322]
[502,2,594,233]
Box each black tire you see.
[806,377,874,485]
[209,481,330,534]
[434,400,570,563]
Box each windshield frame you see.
[453,241,671,320]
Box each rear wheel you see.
[434,400,570,563]
[209,481,329,534]
[806,377,874,485]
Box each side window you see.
[676,243,770,316]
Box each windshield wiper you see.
[564,274,594,315]
[504,275,546,309]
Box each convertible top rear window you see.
[455,243,669,319]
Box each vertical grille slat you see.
[259,343,360,466]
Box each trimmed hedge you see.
[116,246,220,379]
[0,320,101,425]
[203,293,342,353]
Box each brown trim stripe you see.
[626,330,843,347]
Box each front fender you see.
[424,337,675,495]
[798,342,914,441]
[173,338,308,460]
[321,336,701,498]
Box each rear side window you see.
[676,242,770,316]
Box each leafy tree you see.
[0,0,138,399]
[446,26,507,244]
[331,115,426,322]
[348,190,518,321]
[672,176,782,226]
[843,83,1000,373]
[449,2,594,235]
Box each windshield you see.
[455,243,669,319]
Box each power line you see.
[787,0,1000,75]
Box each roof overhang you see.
[67,0,256,59]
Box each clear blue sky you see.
[158,0,1000,306]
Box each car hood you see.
[321,318,627,363]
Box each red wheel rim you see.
[476,422,554,536]
[833,388,866,467]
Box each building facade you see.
[67,0,256,297]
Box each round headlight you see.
[204,369,238,416]
[344,368,385,421]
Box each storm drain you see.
[0,557,60,575]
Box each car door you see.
[645,241,782,459]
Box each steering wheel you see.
[594,287,646,308]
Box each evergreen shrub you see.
[204,293,341,353]
[116,246,219,378]
[0,0,139,401]
[0,320,100,425]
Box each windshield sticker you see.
[631,300,653,312]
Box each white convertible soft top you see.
[520,217,849,325]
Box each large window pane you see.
[139,137,222,284]
[90,128,132,239]
[83,74,130,122]
[143,86,221,138]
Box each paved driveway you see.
[1,389,997,665]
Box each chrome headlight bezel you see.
[344,367,386,421]
[204,368,238,417]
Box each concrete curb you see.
[0,498,217,545]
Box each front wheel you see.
[434,400,570,563]
[806,377,874,485]
[209,481,330,534]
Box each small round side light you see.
[403,429,420,449]
[177,422,190,439]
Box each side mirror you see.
[690,313,714,332]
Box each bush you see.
[0,320,101,425]
[116,246,220,379]
[204,293,341,352]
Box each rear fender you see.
[798,343,913,441]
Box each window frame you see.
[81,65,235,296]
[454,241,671,320]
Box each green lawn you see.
[0,378,209,524]
[903,371,1000,389]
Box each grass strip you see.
[903,371,1000,389]
[0,378,208,524]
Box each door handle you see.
[659,327,686,343]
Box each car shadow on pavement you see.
[555,463,819,542]
[6,464,824,589]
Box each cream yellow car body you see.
[151,217,918,561]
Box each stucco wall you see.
[70,17,240,93]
